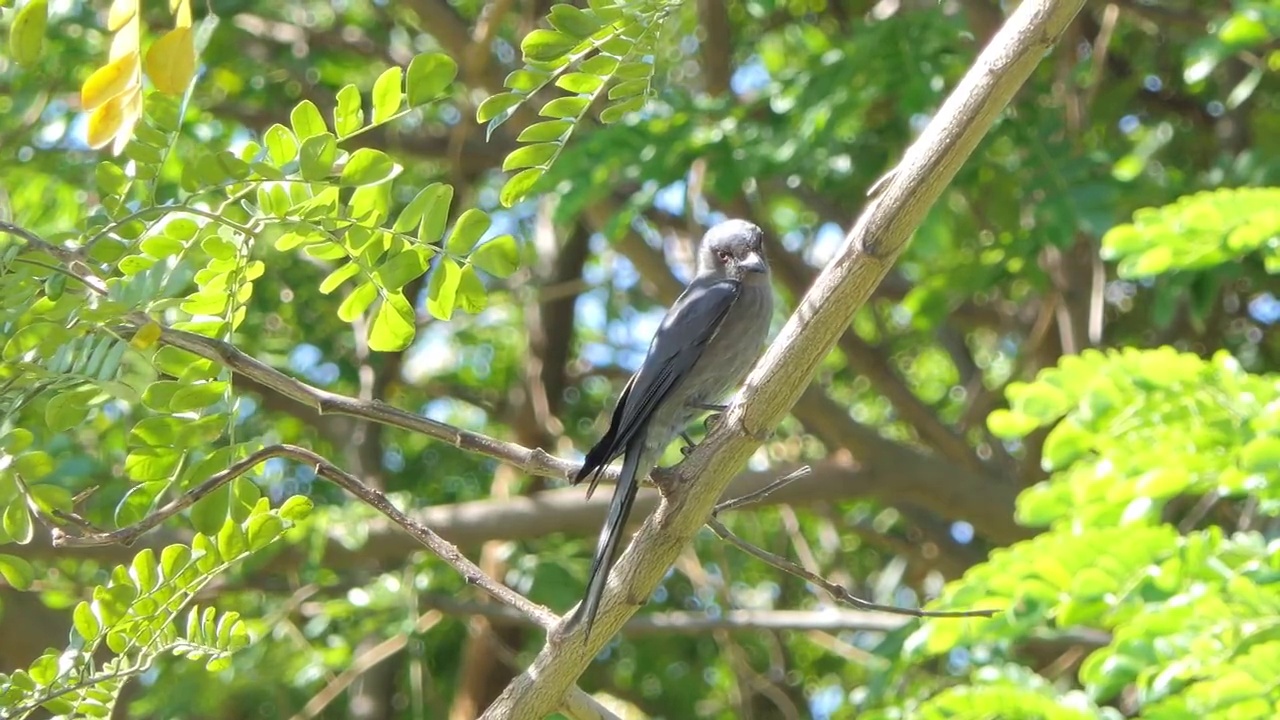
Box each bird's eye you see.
[716,249,732,263]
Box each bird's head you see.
[697,219,769,284]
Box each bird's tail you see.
[574,444,643,638]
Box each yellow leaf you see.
[8,0,48,67]
[81,53,140,111]
[144,27,196,95]
[111,89,143,156]
[108,0,137,32]
[110,13,139,62]
[87,87,140,153]
[87,96,125,150]
[172,0,192,28]
[131,321,163,349]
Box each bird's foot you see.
[679,431,697,457]
[704,412,723,433]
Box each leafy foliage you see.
[3,0,1280,718]
[478,0,679,206]
[895,345,1280,717]
[1,32,517,716]
[1102,188,1280,276]
[0,498,310,718]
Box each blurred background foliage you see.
[2,0,1280,718]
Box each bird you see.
[570,218,774,637]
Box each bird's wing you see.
[573,277,741,494]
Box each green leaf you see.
[45,385,96,432]
[230,476,261,523]
[600,95,644,124]
[608,78,648,100]
[1218,15,1269,48]
[368,292,416,352]
[115,481,165,527]
[372,66,404,123]
[549,4,603,38]
[521,29,578,62]
[130,548,159,592]
[349,185,391,225]
[278,495,314,521]
[96,161,129,196]
[587,0,625,22]
[598,35,634,56]
[247,513,285,551]
[14,451,54,480]
[406,52,458,106]
[1040,422,1091,471]
[374,247,432,291]
[340,148,399,186]
[217,516,248,559]
[119,255,158,275]
[170,381,229,412]
[503,142,559,171]
[3,500,33,545]
[427,257,462,321]
[338,282,379,322]
[503,69,549,92]
[579,55,619,75]
[320,261,361,294]
[298,133,337,181]
[264,124,298,165]
[986,409,1040,439]
[131,415,225,449]
[615,61,653,80]
[290,100,327,139]
[161,543,192,577]
[417,184,454,244]
[28,484,71,515]
[500,168,543,207]
[540,96,589,119]
[0,554,34,590]
[125,448,181,482]
[517,120,572,143]
[305,241,347,261]
[1240,436,1280,472]
[334,84,364,138]
[456,264,488,314]
[1,429,34,453]
[190,484,230,537]
[74,600,101,640]
[446,209,492,255]
[477,92,522,124]
[393,182,443,235]
[470,234,520,277]
[556,72,604,94]
[141,233,184,258]
[142,380,184,411]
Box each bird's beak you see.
[740,252,767,274]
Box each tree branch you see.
[705,518,993,619]
[50,443,558,629]
[482,1,1088,715]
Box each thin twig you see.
[289,610,444,720]
[713,466,811,514]
[706,518,997,619]
[50,443,559,629]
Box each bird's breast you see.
[685,285,773,405]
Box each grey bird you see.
[571,219,773,636]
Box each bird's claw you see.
[679,431,697,456]
[704,413,723,433]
